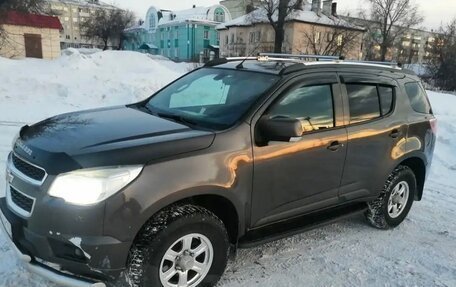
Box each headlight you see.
[11,131,19,148]
[48,166,143,205]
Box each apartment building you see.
[47,0,117,49]
[344,17,440,64]
[217,0,365,60]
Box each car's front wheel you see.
[126,204,229,287]
[366,165,416,229]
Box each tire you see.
[125,204,229,287]
[365,165,416,229]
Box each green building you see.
[123,5,232,62]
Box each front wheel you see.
[365,165,417,229]
[126,204,229,287]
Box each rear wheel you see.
[126,204,229,287]
[365,165,416,229]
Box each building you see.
[220,0,261,19]
[0,11,62,59]
[47,0,117,49]
[217,0,365,60]
[344,16,440,65]
[123,5,232,62]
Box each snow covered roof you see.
[217,2,364,31]
[48,0,117,9]
[159,5,232,25]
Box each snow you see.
[217,1,363,31]
[0,51,455,286]
[0,48,190,123]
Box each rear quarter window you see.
[404,82,432,114]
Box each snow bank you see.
[0,49,190,123]
[426,91,456,186]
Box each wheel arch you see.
[134,187,245,246]
[397,156,426,200]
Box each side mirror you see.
[258,116,303,141]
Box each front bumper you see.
[0,197,107,286]
[1,152,132,286]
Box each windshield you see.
[145,68,280,130]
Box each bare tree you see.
[427,19,456,91]
[257,0,303,53]
[300,20,364,58]
[80,9,135,50]
[363,0,423,61]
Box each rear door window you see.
[346,84,381,124]
[404,82,432,114]
[378,86,394,115]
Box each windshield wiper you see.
[156,112,198,128]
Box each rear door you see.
[338,73,407,201]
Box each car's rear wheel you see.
[126,204,229,287]
[365,165,416,229]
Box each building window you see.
[230,33,234,44]
[327,32,333,42]
[214,8,225,22]
[314,31,321,44]
[204,30,209,40]
[175,39,179,47]
[149,14,156,31]
[225,35,229,45]
[255,31,261,42]
[65,35,70,39]
[64,17,69,21]
[249,32,254,43]
[175,48,179,58]
[337,35,343,46]
[73,17,78,22]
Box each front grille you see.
[12,153,46,182]
[10,186,34,213]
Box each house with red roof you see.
[0,11,63,59]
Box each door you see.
[338,74,407,201]
[24,34,43,59]
[250,73,348,227]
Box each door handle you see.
[327,141,341,151]
[389,129,401,138]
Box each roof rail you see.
[259,53,340,61]
[205,54,403,71]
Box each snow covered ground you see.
[0,51,455,287]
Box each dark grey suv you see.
[0,55,436,287]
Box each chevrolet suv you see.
[0,55,436,287]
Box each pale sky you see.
[113,0,456,30]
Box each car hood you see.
[14,106,215,174]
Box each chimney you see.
[331,2,338,16]
[311,0,321,13]
[322,0,332,15]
